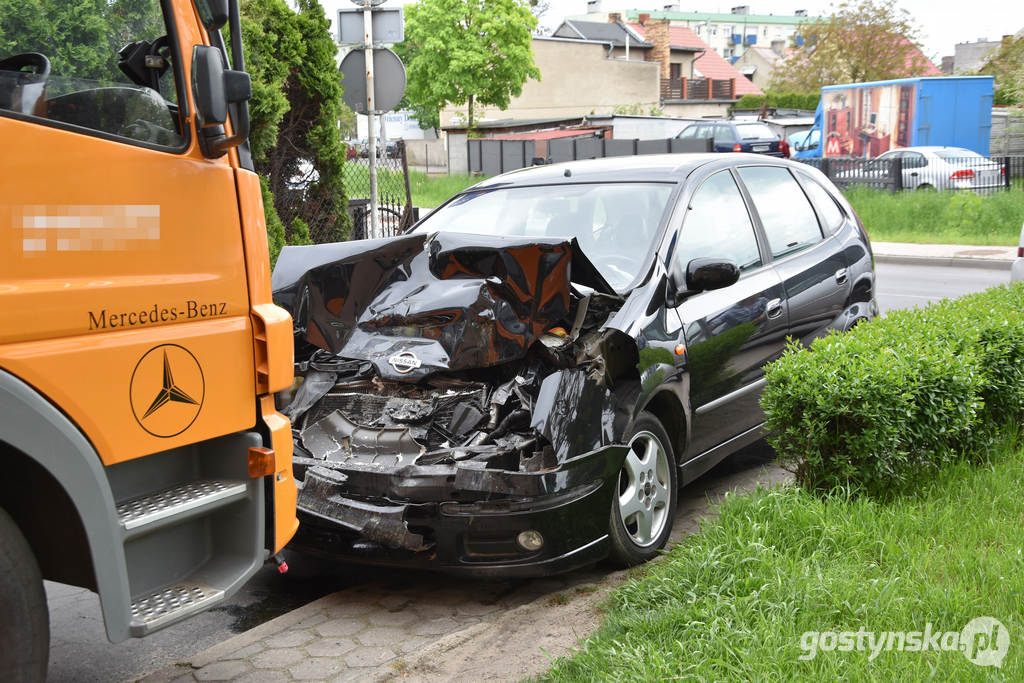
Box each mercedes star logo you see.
[130,344,205,438]
[387,350,422,374]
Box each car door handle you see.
[765,298,783,319]
[834,268,848,285]
[910,172,918,177]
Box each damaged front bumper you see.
[289,443,626,577]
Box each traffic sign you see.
[340,47,406,114]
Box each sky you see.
[536,0,1023,63]
[326,0,1024,64]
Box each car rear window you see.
[798,173,845,235]
[933,149,982,161]
[735,123,776,140]
[738,166,822,258]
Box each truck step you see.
[129,582,224,637]
[117,479,247,534]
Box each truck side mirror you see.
[196,0,230,30]
[192,45,251,158]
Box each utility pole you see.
[360,1,379,238]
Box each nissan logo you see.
[387,350,422,374]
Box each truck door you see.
[0,1,257,464]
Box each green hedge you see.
[761,284,1024,497]
[734,91,820,111]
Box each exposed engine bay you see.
[272,232,649,571]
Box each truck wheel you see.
[0,508,48,683]
[607,413,678,567]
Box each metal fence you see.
[800,155,1022,195]
[467,136,713,174]
[468,139,538,175]
[337,140,416,242]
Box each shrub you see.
[734,91,820,111]
[761,283,1024,497]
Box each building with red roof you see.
[625,18,763,98]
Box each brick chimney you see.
[608,12,621,23]
[638,13,651,25]
[644,19,671,78]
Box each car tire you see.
[917,184,935,191]
[0,508,49,683]
[607,412,678,567]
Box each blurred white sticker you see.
[18,204,160,253]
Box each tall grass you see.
[539,432,1024,681]
[408,170,480,209]
[846,185,1024,245]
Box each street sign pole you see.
[362,5,379,238]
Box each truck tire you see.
[0,508,48,683]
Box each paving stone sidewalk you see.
[142,457,790,683]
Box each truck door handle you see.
[834,268,848,285]
[765,298,783,319]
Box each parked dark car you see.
[676,120,787,157]
[272,154,876,576]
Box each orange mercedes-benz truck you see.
[0,1,297,679]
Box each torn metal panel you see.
[272,233,616,382]
[299,467,427,551]
[530,369,618,460]
[302,410,424,466]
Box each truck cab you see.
[0,1,297,678]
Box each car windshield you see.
[735,123,776,140]
[412,182,674,291]
[934,149,982,161]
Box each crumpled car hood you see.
[271,232,615,381]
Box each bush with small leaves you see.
[761,283,1024,498]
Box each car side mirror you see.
[686,257,740,292]
[665,257,739,306]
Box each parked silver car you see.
[874,146,1004,192]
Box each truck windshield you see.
[0,0,184,148]
[412,183,674,291]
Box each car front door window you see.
[677,170,762,272]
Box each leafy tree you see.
[396,0,540,128]
[240,0,300,162]
[241,0,351,257]
[771,0,932,92]
[0,0,144,80]
[979,35,1024,106]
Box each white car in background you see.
[874,146,1005,192]
[1012,221,1024,282]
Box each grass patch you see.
[409,170,481,208]
[847,185,1024,245]
[539,434,1024,681]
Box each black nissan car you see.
[272,154,876,576]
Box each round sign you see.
[340,47,406,115]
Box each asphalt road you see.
[874,261,1010,314]
[44,260,1011,683]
